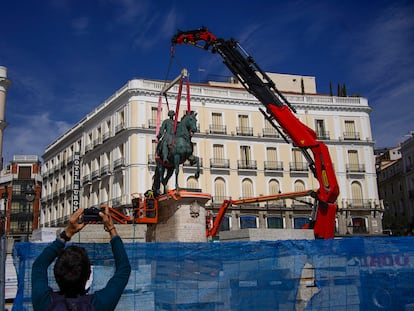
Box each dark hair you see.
[54,245,91,297]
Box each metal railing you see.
[237,160,257,170]
[210,158,230,168]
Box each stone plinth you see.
[146,191,211,242]
[219,228,314,241]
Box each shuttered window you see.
[267,147,277,162]
[242,179,254,198]
[269,179,280,194]
[214,178,226,201]
[294,180,305,192]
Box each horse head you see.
[181,111,198,136]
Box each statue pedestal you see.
[146,191,211,242]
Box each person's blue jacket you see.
[32,235,131,311]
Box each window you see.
[347,150,363,172]
[263,115,277,136]
[352,217,367,233]
[213,144,224,160]
[269,179,280,194]
[18,166,31,179]
[315,119,329,139]
[240,215,257,229]
[104,119,111,140]
[291,149,306,171]
[238,114,249,129]
[242,178,254,198]
[265,147,281,170]
[267,147,277,162]
[240,146,251,166]
[351,181,363,207]
[151,107,158,128]
[294,217,310,229]
[237,114,252,135]
[219,216,231,231]
[344,120,359,140]
[211,112,225,133]
[267,217,283,229]
[294,180,305,192]
[187,177,198,190]
[116,110,125,132]
[214,178,226,202]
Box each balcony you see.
[148,154,156,165]
[66,155,74,165]
[236,126,253,136]
[264,161,283,171]
[210,158,230,169]
[58,187,65,196]
[148,119,157,129]
[211,196,232,207]
[82,174,91,185]
[346,164,366,174]
[93,137,102,147]
[112,196,122,207]
[100,164,111,176]
[115,122,125,133]
[289,162,308,172]
[343,131,360,140]
[102,130,112,142]
[113,158,126,170]
[237,160,257,170]
[316,130,330,140]
[183,158,203,167]
[347,199,371,209]
[209,124,227,134]
[262,128,279,138]
[85,143,93,153]
[91,169,101,181]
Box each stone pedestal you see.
[146,191,211,242]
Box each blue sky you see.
[0,0,413,164]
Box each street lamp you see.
[25,185,36,242]
[0,185,8,311]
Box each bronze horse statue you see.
[152,111,200,194]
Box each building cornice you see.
[43,77,373,157]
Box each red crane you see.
[172,27,339,239]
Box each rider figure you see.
[157,110,175,162]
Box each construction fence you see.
[12,237,414,310]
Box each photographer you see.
[31,206,131,311]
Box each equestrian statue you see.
[152,110,200,195]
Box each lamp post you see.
[25,185,36,242]
[0,186,8,311]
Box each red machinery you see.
[206,190,315,237]
[172,27,339,239]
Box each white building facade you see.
[40,74,383,237]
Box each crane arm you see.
[207,190,315,237]
[173,27,339,238]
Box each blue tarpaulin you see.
[12,237,414,310]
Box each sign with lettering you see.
[73,152,81,211]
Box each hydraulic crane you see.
[172,27,339,239]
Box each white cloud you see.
[2,113,71,163]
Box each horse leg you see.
[188,155,200,179]
[152,164,161,194]
[174,154,181,190]
[163,167,174,193]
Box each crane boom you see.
[172,27,339,238]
